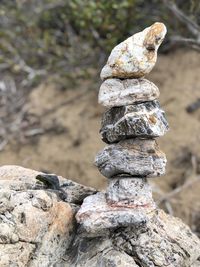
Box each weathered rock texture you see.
[106,177,154,206]
[95,138,166,178]
[111,209,200,267]
[99,78,159,107]
[76,192,154,236]
[0,165,95,267]
[0,165,199,267]
[66,238,140,267]
[73,209,200,267]
[100,100,169,143]
[100,22,167,80]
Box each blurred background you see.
[0,0,200,236]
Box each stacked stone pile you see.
[76,22,169,235]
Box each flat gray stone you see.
[76,192,155,236]
[106,178,154,207]
[98,78,160,107]
[95,138,166,178]
[100,100,169,143]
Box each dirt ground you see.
[0,49,200,234]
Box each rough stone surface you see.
[100,22,167,80]
[100,100,169,143]
[106,177,154,207]
[69,209,200,267]
[66,238,139,267]
[192,261,200,267]
[75,192,155,236]
[0,165,199,267]
[0,165,96,204]
[0,165,95,267]
[98,78,160,107]
[95,138,166,178]
[112,209,200,267]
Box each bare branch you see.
[157,175,200,204]
[163,0,200,37]
[163,0,200,51]
[171,36,200,45]
[170,36,200,51]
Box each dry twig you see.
[163,0,200,50]
[158,175,200,205]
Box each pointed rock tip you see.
[100,22,167,80]
[144,22,167,50]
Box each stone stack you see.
[76,22,169,236]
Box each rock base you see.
[75,192,156,236]
[71,209,200,267]
[0,166,199,267]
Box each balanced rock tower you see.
[76,23,188,241]
[76,22,169,235]
[75,23,200,266]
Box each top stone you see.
[100,22,167,80]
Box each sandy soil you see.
[0,49,200,233]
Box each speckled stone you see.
[100,22,167,80]
[106,177,154,207]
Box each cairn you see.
[76,22,169,235]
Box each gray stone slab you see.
[100,100,169,143]
[95,138,166,178]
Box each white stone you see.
[100,22,167,80]
[98,78,159,107]
[0,165,93,267]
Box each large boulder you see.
[0,165,95,267]
[0,165,199,267]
